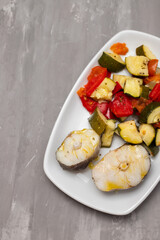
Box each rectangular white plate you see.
[44,30,160,215]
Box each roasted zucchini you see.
[139,102,160,124]
[125,56,149,77]
[118,120,142,144]
[113,75,143,89]
[91,78,116,101]
[124,78,142,97]
[98,52,125,72]
[101,120,116,147]
[136,45,156,60]
[113,75,128,88]
[139,124,155,146]
[88,108,107,135]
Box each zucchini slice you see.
[124,78,141,97]
[98,52,125,72]
[125,56,149,77]
[142,143,159,157]
[118,120,142,144]
[139,102,160,124]
[113,75,128,88]
[88,107,107,135]
[155,129,160,146]
[101,120,116,147]
[91,78,116,101]
[136,45,157,60]
[139,124,155,146]
[113,75,143,89]
[140,85,150,99]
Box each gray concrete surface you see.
[0,0,160,239]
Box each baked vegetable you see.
[56,129,101,170]
[112,82,122,94]
[110,92,133,118]
[97,102,109,115]
[91,78,116,101]
[113,74,128,88]
[98,52,125,72]
[139,102,160,124]
[110,42,128,55]
[92,144,151,191]
[113,75,143,89]
[149,83,160,101]
[124,78,142,97]
[88,107,107,135]
[118,120,142,144]
[139,124,155,146]
[148,59,158,76]
[125,56,149,77]
[155,129,160,146]
[78,94,97,113]
[136,45,156,60]
[101,120,116,147]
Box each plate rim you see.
[43,30,160,215]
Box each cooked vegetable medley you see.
[56,42,160,192]
[77,43,160,155]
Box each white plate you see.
[44,30,160,215]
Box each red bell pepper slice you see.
[85,66,109,96]
[79,95,97,113]
[97,102,109,115]
[110,92,133,118]
[87,66,111,82]
[112,82,122,95]
[149,83,160,101]
[148,59,158,76]
[77,87,86,97]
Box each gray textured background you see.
[1,0,160,239]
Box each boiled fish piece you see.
[92,144,151,191]
[56,129,101,171]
